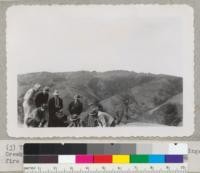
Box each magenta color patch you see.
[76,155,94,163]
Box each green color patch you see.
[130,155,149,163]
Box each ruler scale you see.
[23,143,188,173]
[23,164,188,173]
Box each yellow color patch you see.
[112,155,130,163]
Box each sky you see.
[6,5,187,76]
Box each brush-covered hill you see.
[17,70,183,126]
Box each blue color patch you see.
[149,155,165,163]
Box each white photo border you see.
[6,4,194,137]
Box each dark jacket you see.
[48,96,63,127]
[68,100,83,115]
[35,92,49,108]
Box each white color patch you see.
[168,143,188,154]
[58,155,76,164]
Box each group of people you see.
[22,83,116,127]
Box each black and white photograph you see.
[6,5,194,137]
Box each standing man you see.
[23,83,41,125]
[123,98,130,121]
[48,90,64,127]
[35,86,50,108]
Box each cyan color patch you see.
[149,155,165,163]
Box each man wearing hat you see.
[48,90,64,127]
[23,83,41,125]
[68,95,83,126]
[35,86,50,108]
[86,108,104,127]
[25,103,48,127]
[86,105,115,127]
[68,94,83,116]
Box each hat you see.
[53,90,59,96]
[43,86,50,92]
[89,108,98,116]
[33,83,41,90]
[74,94,81,99]
[88,102,94,106]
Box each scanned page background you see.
[0,0,199,140]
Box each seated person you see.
[25,104,48,127]
[86,105,115,127]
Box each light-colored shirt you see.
[98,111,114,127]
[23,88,36,104]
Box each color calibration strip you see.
[24,154,184,164]
[23,143,188,173]
[23,143,187,164]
